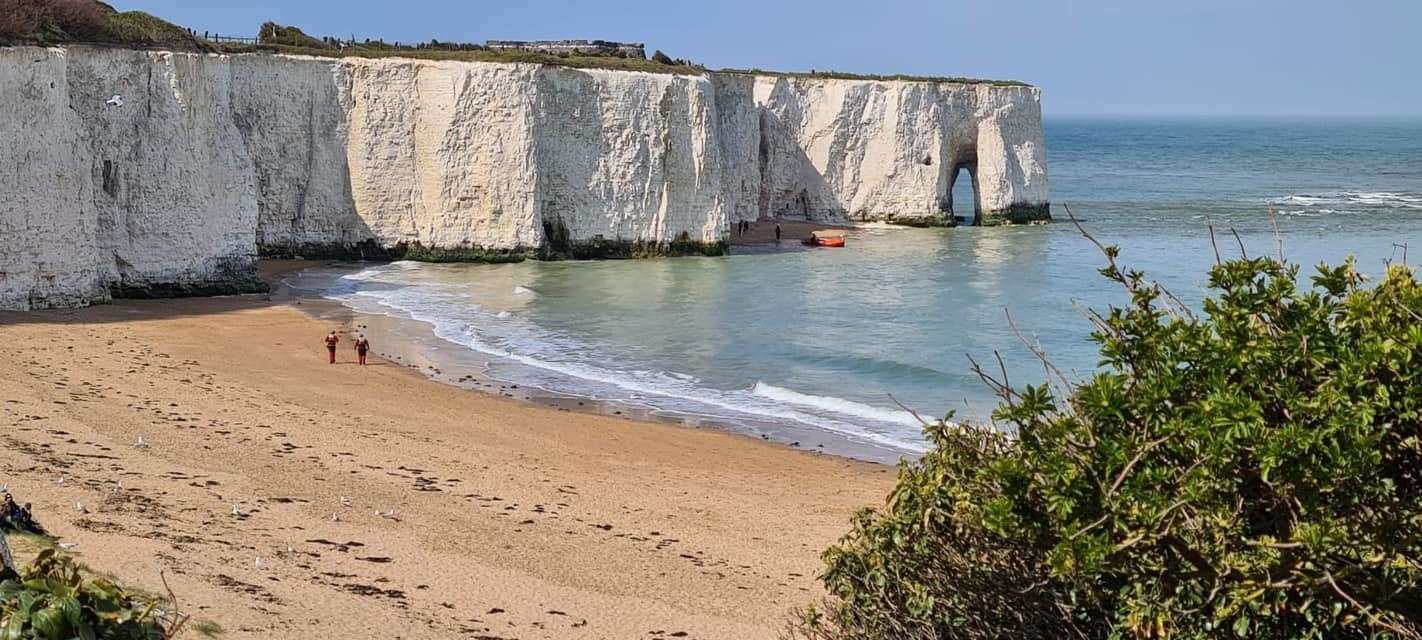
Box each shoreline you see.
[0,288,893,639]
[275,258,923,464]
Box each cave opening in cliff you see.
[949,162,979,225]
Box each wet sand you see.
[0,284,893,638]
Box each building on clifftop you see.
[485,40,646,59]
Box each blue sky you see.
[119,0,1421,116]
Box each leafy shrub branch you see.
[793,217,1422,639]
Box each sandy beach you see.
[0,274,894,639]
[728,220,855,247]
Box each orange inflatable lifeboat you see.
[806,229,847,248]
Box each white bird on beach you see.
[339,496,352,507]
[376,508,399,520]
[134,435,149,449]
[254,557,265,569]
[231,503,244,518]
[74,502,87,513]
[0,483,8,494]
[112,481,123,494]
[58,542,79,550]
[54,475,65,485]
[105,94,124,107]
[331,512,340,522]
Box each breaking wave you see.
[1270,191,1422,211]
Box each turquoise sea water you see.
[309,118,1422,461]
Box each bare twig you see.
[1105,434,1172,499]
[1065,205,1138,295]
[966,353,1018,409]
[887,393,931,427]
[1005,308,1072,392]
[1268,204,1285,262]
[159,570,191,638]
[1205,216,1223,265]
[1323,571,1421,640]
[1229,227,1248,259]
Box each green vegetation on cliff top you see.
[720,68,1029,87]
[0,0,206,50]
[0,1,1027,84]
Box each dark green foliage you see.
[651,49,674,65]
[256,21,328,49]
[396,243,532,264]
[227,23,706,75]
[794,245,1422,639]
[0,548,170,639]
[538,220,726,260]
[975,203,1052,226]
[0,0,205,49]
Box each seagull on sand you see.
[54,475,65,485]
[339,496,352,507]
[376,508,399,520]
[254,557,265,569]
[231,503,244,518]
[134,435,149,449]
[105,94,124,107]
[58,542,79,550]
[75,502,87,513]
[0,483,8,494]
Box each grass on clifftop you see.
[219,41,710,75]
[719,67,1030,86]
[193,20,705,74]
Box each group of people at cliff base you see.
[1,491,43,535]
[325,330,372,365]
[732,219,784,242]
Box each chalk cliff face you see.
[753,76,1049,225]
[0,46,1049,310]
[1,47,261,311]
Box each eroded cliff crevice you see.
[0,46,1049,310]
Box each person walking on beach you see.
[774,223,782,243]
[354,334,371,366]
[324,330,340,364]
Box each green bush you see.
[794,243,1422,638]
[257,21,330,49]
[1,548,173,639]
[0,0,202,49]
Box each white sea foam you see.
[1271,191,1422,211]
[751,382,924,428]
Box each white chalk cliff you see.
[0,46,1049,310]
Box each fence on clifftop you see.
[204,33,258,45]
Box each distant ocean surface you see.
[304,117,1422,462]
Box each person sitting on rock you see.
[0,494,43,534]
